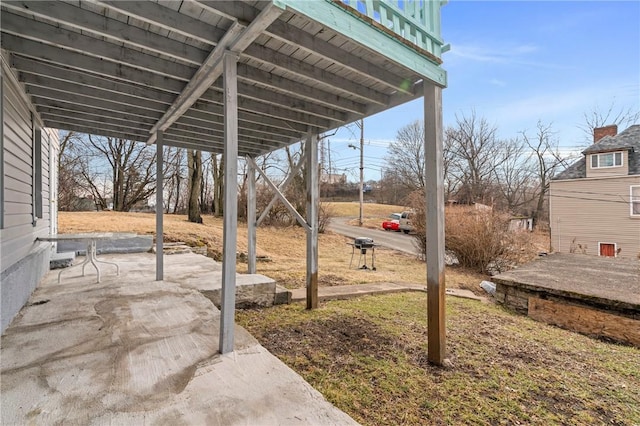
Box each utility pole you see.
[359,119,364,226]
[349,119,364,226]
[328,139,332,180]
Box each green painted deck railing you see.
[339,0,447,58]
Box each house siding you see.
[586,151,629,178]
[1,56,57,333]
[550,176,640,258]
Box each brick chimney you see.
[593,124,618,143]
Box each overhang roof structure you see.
[0,0,446,156]
[1,0,450,364]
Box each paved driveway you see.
[328,217,418,255]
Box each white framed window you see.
[591,152,623,168]
[598,242,617,257]
[631,185,640,217]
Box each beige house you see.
[550,125,640,258]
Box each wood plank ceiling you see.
[1,0,435,156]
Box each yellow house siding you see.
[550,176,640,258]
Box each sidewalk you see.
[290,282,486,302]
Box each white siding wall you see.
[550,175,640,258]
[1,56,57,332]
[1,61,52,272]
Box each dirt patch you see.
[252,316,396,361]
[318,274,350,287]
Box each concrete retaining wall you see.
[201,276,277,309]
[1,243,51,333]
[56,236,153,255]
[495,283,531,315]
[495,282,640,346]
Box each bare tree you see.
[385,120,426,191]
[79,135,157,211]
[442,134,459,200]
[284,142,307,216]
[163,147,185,214]
[187,149,203,223]
[446,111,504,205]
[58,130,85,210]
[579,101,640,143]
[521,121,569,223]
[378,169,411,205]
[211,153,224,217]
[492,137,535,213]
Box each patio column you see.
[424,83,446,365]
[305,132,319,309]
[220,50,239,354]
[155,130,163,281]
[247,156,257,274]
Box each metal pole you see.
[220,50,239,354]
[247,156,257,274]
[359,118,364,226]
[155,130,163,281]
[306,132,319,309]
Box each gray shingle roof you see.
[554,157,586,180]
[554,124,640,180]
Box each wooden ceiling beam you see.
[91,0,227,46]
[1,1,211,66]
[197,0,414,94]
[92,0,390,106]
[2,15,349,123]
[11,50,309,134]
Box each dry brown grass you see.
[329,202,405,230]
[238,293,640,425]
[58,209,483,290]
[326,201,405,218]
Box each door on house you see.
[599,243,616,257]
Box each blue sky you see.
[328,0,640,182]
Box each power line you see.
[552,188,635,197]
[547,193,633,205]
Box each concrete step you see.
[50,251,76,270]
[275,285,292,305]
[152,244,193,255]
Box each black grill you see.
[354,237,374,249]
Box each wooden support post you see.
[219,51,239,354]
[306,132,319,309]
[155,130,164,281]
[424,83,446,365]
[247,155,257,274]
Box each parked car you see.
[382,213,402,231]
[399,210,415,234]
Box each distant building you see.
[321,173,347,185]
[550,125,640,258]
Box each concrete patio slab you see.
[0,252,357,425]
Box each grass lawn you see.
[238,293,640,426]
[58,208,484,291]
[59,206,637,424]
